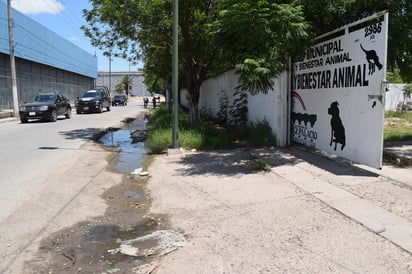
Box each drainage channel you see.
[98,115,185,270]
[25,115,184,273]
[99,115,148,174]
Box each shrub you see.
[146,128,171,153]
[146,104,276,152]
[248,119,276,147]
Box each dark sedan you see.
[19,93,72,123]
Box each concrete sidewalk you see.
[147,146,412,273]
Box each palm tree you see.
[121,75,134,96]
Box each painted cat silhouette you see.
[360,44,382,75]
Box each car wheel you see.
[76,109,81,114]
[20,116,28,123]
[65,107,72,119]
[49,110,57,122]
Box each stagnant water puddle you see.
[99,115,148,174]
[26,114,181,273]
[98,115,149,210]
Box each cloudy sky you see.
[5,0,139,72]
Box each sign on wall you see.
[291,12,388,168]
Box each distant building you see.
[0,2,97,109]
[97,71,149,96]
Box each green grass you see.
[384,111,412,141]
[146,107,412,152]
[146,104,275,153]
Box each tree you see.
[83,0,412,127]
[81,1,141,63]
[402,84,412,112]
[83,0,311,126]
[115,82,123,94]
[83,0,223,126]
[121,75,133,96]
[212,1,311,95]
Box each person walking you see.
[143,97,149,108]
[152,96,157,109]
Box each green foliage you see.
[83,0,412,124]
[213,1,311,94]
[403,84,412,99]
[121,75,133,95]
[385,110,412,120]
[199,104,213,122]
[228,89,248,127]
[83,0,312,127]
[248,119,276,147]
[249,158,272,172]
[217,90,229,123]
[248,152,273,172]
[115,83,123,93]
[386,68,403,83]
[146,105,275,153]
[146,128,171,154]
[81,0,141,62]
[235,59,276,96]
[384,111,412,141]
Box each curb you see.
[0,111,12,119]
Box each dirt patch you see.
[24,171,170,273]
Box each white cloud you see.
[11,0,64,15]
[69,36,79,41]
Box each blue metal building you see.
[0,1,98,108]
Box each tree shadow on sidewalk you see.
[176,146,379,178]
[176,147,300,177]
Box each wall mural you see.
[291,12,388,169]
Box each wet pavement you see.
[21,113,173,274]
[99,116,148,173]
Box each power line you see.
[44,0,84,38]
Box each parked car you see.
[76,89,111,114]
[19,92,71,123]
[112,94,128,106]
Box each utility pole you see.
[172,0,179,148]
[109,54,112,95]
[7,0,19,117]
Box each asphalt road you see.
[0,98,146,272]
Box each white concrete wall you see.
[198,70,290,147]
[385,84,412,111]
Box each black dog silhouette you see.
[328,101,346,151]
[360,44,382,75]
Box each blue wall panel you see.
[0,2,97,78]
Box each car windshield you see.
[114,95,124,99]
[32,94,56,102]
[81,91,101,98]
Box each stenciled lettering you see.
[293,64,369,90]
